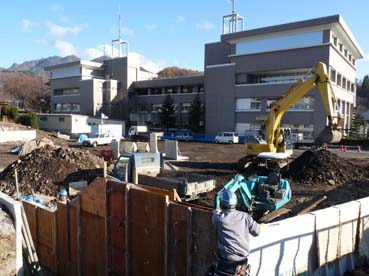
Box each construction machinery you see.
[241,62,343,167]
[215,154,292,215]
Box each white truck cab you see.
[215,132,239,144]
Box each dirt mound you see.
[288,150,369,185]
[0,145,104,197]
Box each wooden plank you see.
[23,201,37,246]
[108,181,127,276]
[56,202,68,276]
[190,209,217,276]
[80,210,107,276]
[168,203,191,276]
[69,202,79,276]
[128,188,167,276]
[81,177,107,217]
[36,207,57,273]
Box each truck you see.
[82,132,121,147]
[128,126,150,142]
[112,152,216,201]
[289,132,322,149]
[91,124,123,138]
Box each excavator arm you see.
[245,62,343,157]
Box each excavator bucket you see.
[315,126,342,144]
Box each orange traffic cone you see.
[358,146,362,153]
[340,145,344,152]
[343,145,347,152]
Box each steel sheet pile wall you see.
[23,178,216,276]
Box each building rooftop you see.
[221,14,364,58]
[44,60,104,71]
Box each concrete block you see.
[310,207,340,267]
[334,201,360,257]
[121,141,137,153]
[357,197,369,263]
[249,214,315,275]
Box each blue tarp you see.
[21,195,44,204]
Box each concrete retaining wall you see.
[0,130,36,142]
[249,198,369,275]
[0,192,23,275]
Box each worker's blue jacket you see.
[212,209,260,262]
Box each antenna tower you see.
[222,0,244,34]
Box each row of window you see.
[54,103,80,112]
[137,102,202,113]
[331,34,356,66]
[39,116,65,122]
[235,97,315,111]
[329,67,355,92]
[236,70,310,85]
[136,85,204,96]
[54,88,80,96]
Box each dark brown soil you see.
[288,150,369,185]
[0,145,104,197]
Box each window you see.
[54,88,80,96]
[337,73,342,87]
[39,117,48,121]
[339,44,343,52]
[248,70,309,84]
[58,117,65,122]
[136,88,148,96]
[54,103,80,112]
[342,77,347,90]
[344,49,348,57]
[165,87,177,94]
[352,59,355,66]
[181,86,194,93]
[236,98,261,111]
[181,103,192,113]
[151,88,162,95]
[332,36,338,46]
[347,80,351,92]
[137,104,147,112]
[236,31,323,55]
[330,67,336,83]
[349,55,352,62]
[151,104,162,112]
[351,83,355,92]
[290,97,314,110]
[198,85,204,93]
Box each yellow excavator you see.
[240,62,343,167]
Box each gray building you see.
[204,15,364,137]
[45,56,157,120]
[46,14,363,138]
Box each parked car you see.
[82,132,120,147]
[176,132,194,142]
[214,132,239,144]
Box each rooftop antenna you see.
[222,0,244,34]
[112,5,128,58]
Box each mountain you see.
[7,55,80,77]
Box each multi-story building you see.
[45,56,157,120]
[46,14,363,138]
[204,14,364,137]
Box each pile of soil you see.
[0,145,104,197]
[0,206,16,276]
[288,150,369,185]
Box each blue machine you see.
[215,173,291,213]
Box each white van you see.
[214,132,239,144]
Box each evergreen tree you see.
[188,95,205,133]
[362,75,369,90]
[349,109,366,138]
[158,95,177,131]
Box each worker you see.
[211,190,261,276]
[58,188,69,203]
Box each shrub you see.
[17,112,39,129]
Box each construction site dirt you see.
[1,133,369,221]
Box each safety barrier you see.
[22,178,369,275]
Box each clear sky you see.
[1,0,368,79]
